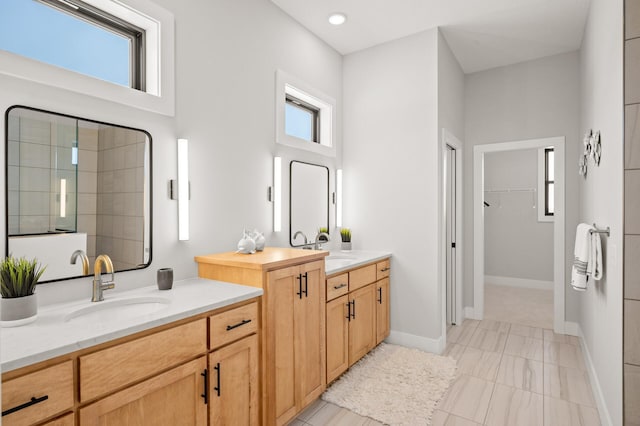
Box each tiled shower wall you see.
[77,127,98,270]
[96,127,146,271]
[625,1,640,423]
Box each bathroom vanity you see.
[195,248,327,426]
[194,247,391,426]
[1,279,262,426]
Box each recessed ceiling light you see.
[328,13,347,26]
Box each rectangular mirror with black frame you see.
[5,106,152,282]
[289,160,329,247]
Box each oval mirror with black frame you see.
[289,160,329,247]
[5,106,152,283]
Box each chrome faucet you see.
[92,255,115,302]
[70,249,89,275]
[293,231,309,246]
[314,232,330,250]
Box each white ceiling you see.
[270,0,591,73]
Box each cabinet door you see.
[79,357,207,426]
[267,265,298,424]
[295,261,326,409]
[326,295,349,383]
[376,278,390,345]
[209,334,259,426]
[349,284,376,366]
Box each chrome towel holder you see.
[590,223,610,236]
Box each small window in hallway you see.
[545,148,555,216]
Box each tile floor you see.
[289,319,600,426]
[484,283,554,329]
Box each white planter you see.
[1,294,37,327]
[341,242,352,251]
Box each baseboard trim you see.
[485,275,554,290]
[464,306,481,320]
[563,321,579,336]
[577,324,613,426]
[387,330,445,354]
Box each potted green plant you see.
[0,256,46,327]
[340,228,352,251]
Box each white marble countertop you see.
[325,250,392,276]
[1,278,262,372]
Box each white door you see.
[445,145,457,327]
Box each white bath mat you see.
[322,343,457,426]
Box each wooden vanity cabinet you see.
[325,258,391,384]
[79,357,208,426]
[2,361,74,426]
[2,297,261,426]
[195,248,327,426]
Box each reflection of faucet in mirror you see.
[70,250,89,275]
[314,232,330,250]
[293,231,309,247]
[92,255,115,302]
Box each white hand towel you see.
[571,223,592,291]
[591,231,603,281]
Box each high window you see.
[285,95,320,143]
[0,0,144,89]
[545,148,555,216]
[276,70,336,157]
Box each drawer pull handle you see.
[214,362,221,397]
[226,319,252,331]
[201,369,208,404]
[2,395,49,417]
[333,283,347,290]
[380,267,390,272]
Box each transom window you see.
[0,0,145,89]
[545,148,555,216]
[285,95,320,143]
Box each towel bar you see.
[590,224,610,236]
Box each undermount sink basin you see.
[64,296,171,323]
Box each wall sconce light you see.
[273,157,282,232]
[177,138,190,241]
[60,178,67,218]
[336,169,343,227]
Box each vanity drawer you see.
[377,259,391,280]
[2,361,74,426]
[79,319,207,402]
[326,273,349,301]
[349,264,377,291]
[210,301,258,350]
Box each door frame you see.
[441,129,463,342]
[473,136,566,333]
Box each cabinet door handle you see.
[351,300,356,319]
[213,362,221,397]
[226,319,252,331]
[2,395,49,417]
[333,283,347,290]
[303,272,309,297]
[377,287,383,304]
[380,267,390,272]
[296,274,303,299]
[200,369,208,404]
[346,301,351,321]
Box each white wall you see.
[343,29,442,346]
[0,0,343,305]
[463,52,581,320]
[437,32,465,142]
[484,149,553,282]
[578,0,624,423]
